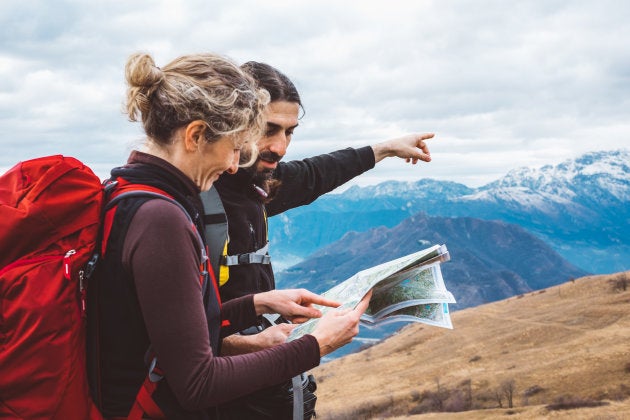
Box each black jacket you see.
[215,146,375,302]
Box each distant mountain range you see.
[269,149,630,274]
[276,214,588,310]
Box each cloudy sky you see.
[1,0,628,188]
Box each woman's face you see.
[197,135,243,191]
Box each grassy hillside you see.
[312,272,630,419]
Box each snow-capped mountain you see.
[487,150,629,198]
[470,150,630,216]
[269,149,630,273]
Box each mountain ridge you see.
[277,213,588,310]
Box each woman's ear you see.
[183,120,207,152]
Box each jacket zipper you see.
[249,223,258,249]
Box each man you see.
[210,62,434,419]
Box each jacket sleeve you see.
[219,294,257,337]
[266,146,376,216]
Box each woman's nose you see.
[226,151,240,174]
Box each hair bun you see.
[125,53,164,121]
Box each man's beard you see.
[245,150,283,201]
[251,166,274,186]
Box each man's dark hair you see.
[240,62,305,202]
[240,61,303,112]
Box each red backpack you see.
[0,155,169,419]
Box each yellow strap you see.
[219,240,230,286]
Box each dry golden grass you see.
[312,272,630,419]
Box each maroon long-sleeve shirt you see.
[101,152,320,414]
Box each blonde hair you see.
[124,52,269,166]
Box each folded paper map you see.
[287,244,454,341]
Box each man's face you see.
[254,100,300,175]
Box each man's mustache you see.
[258,150,283,163]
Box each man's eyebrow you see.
[266,122,299,131]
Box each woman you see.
[87,52,369,419]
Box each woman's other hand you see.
[310,291,372,356]
[253,289,341,323]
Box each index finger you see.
[308,295,342,309]
[417,133,434,155]
[300,290,341,308]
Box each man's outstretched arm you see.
[268,132,435,216]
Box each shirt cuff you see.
[356,145,377,170]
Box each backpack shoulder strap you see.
[200,187,229,286]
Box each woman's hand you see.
[253,289,341,323]
[310,291,372,356]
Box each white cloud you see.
[1,0,629,185]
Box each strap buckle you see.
[222,245,271,266]
[148,356,163,383]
